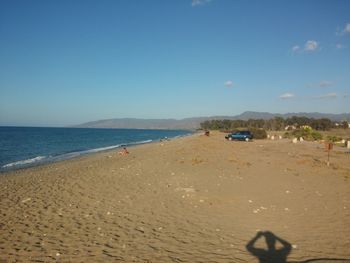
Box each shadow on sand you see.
[246,231,350,263]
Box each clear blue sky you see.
[1,0,349,126]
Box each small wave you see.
[2,156,47,168]
[127,139,153,146]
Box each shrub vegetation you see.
[200,116,337,131]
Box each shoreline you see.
[0,131,195,174]
[1,131,349,262]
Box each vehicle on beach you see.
[225,131,253,141]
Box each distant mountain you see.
[74,111,350,130]
[232,111,350,121]
[74,117,210,130]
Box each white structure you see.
[292,138,298,144]
[285,125,296,130]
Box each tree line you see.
[200,116,348,131]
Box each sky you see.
[0,0,350,127]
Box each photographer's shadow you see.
[246,231,292,263]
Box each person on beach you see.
[118,147,129,155]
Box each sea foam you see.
[2,156,47,168]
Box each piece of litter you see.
[284,208,289,211]
[292,244,297,249]
[175,187,195,193]
[21,198,31,203]
[248,200,253,203]
[56,253,60,257]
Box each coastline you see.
[0,132,349,262]
[0,128,194,173]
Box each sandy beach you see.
[0,132,349,262]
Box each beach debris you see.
[56,252,60,257]
[136,226,145,233]
[279,135,282,139]
[299,137,304,142]
[175,187,195,193]
[199,199,204,203]
[253,209,260,213]
[107,211,111,215]
[292,244,298,249]
[271,135,275,140]
[21,197,31,203]
[260,206,267,210]
[292,138,298,144]
[267,134,270,139]
[248,200,253,203]
[315,191,322,196]
[284,208,289,211]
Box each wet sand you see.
[1,132,350,262]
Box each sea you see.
[0,127,192,172]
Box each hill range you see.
[74,111,350,130]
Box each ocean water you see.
[0,127,191,172]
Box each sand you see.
[0,132,350,263]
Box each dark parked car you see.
[225,131,253,141]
